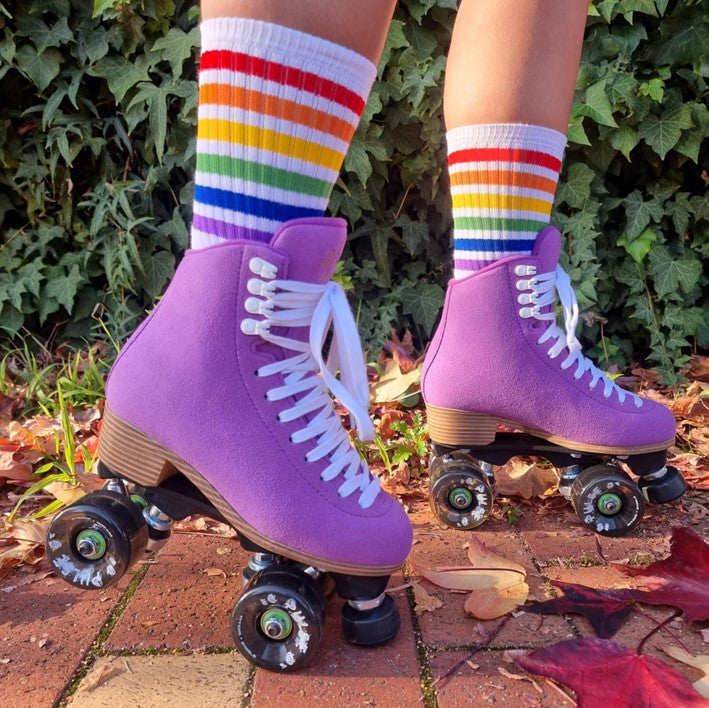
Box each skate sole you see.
[98,405,400,577]
[426,403,674,455]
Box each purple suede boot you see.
[48,217,412,670]
[422,226,684,535]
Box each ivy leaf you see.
[624,190,663,240]
[618,228,656,264]
[577,80,618,128]
[400,282,444,336]
[638,105,693,159]
[14,45,62,93]
[378,20,408,74]
[647,5,708,66]
[141,250,175,297]
[648,247,702,299]
[567,111,591,146]
[557,163,595,209]
[31,17,73,53]
[45,264,85,314]
[152,26,198,76]
[610,123,640,160]
[344,136,373,186]
[92,55,150,103]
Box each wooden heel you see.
[98,405,183,486]
[426,404,498,446]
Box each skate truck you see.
[426,431,686,536]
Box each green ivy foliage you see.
[0,0,706,380]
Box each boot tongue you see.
[532,225,562,274]
[270,218,347,284]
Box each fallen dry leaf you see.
[413,583,443,614]
[525,580,633,638]
[662,645,709,698]
[44,480,86,506]
[494,460,559,500]
[371,359,420,404]
[612,527,709,622]
[204,568,226,577]
[419,538,529,620]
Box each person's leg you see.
[444,0,587,277]
[78,1,414,668]
[422,0,680,519]
[192,0,395,248]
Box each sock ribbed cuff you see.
[191,18,375,250]
[447,123,567,279]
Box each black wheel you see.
[429,454,493,529]
[570,465,645,536]
[231,566,325,671]
[341,593,399,646]
[638,465,687,504]
[46,490,148,589]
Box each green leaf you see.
[141,250,175,297]
[378,20,408,74]
[624,190,663,240]
[92,55,150,103]
[648,247,702,299]
[14,45,62,92]
[567,111,591,146]
[610,123,640,160]
[617,228,656,264]
[557,163,595,209]
[152,26,198,75]
[400,283,444,336]
[638,104,693,159]
[45,264,85,314]
[577,80,618,128]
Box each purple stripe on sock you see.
[192,214,272,243]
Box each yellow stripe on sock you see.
[198,118,343,171]
[452,192,553,215]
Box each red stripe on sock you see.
[200,50,365,115]
[448,147,562,172]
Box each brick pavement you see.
[0,496,705,708]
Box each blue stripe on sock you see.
[195,185,322,223]
[455,238,537,252]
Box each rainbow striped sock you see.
[191,18,376,249]
[447,124,567,278]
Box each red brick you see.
[409,521,569,649]
[430,649,567,707]
[520,528,672,567]
[106,532,249,650]
[251,579,422,707]
[0,569,128,708]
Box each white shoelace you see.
[241,257,380,508]
[516,264,642,408]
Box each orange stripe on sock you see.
[200,83,356,144]
[449,170,557,195]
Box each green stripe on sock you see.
[197,153,332,199]
[454,216,548,231]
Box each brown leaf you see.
[463,577,529,620]
[682,355,709,383]
[370,360,421,404]
[662,645,709,698]
[44,480,86,506]
[204,567,226,577]
[413,583,443,614]
[494,460,559,500]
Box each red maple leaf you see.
[612,527,709,622]
[525,580,632,638]
[512,638,706,707]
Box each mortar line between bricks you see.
[403,568,438,708]
[517,528,582,640]
[55,562,152,708]
[240,665,257,708]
